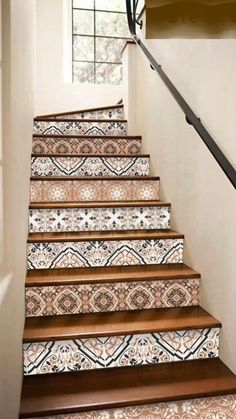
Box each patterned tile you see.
[31,157,150,177]
[33,121,127,136]
[30,179,160,202]
[25,278,199,317]
[29,206,170,233]
[36,394,236,419]
[32,136,142,155]
[27,238,184,270]
[49,107,124,120]
[23,328,219,375]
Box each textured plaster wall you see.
[123,38,236,372]
[0,1,36,417]
[34,0,123,116]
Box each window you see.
[72,0,131,84]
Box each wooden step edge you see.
[25,264,200,287]
[22,307,221,343]
[35,104,124,120]
[34,118,128,123]
[30,176,160,181]
[29,200,170,209]
[32,134,142,139]
[31,153,150,158]
[27,229,184,243]
[19,359,236,418]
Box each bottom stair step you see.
[19,358,236,417]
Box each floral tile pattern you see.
[30,179,160,202]
[23,328,219,375]
[33,121,127,136]
[48,107,124,120]
[31,157,150,177]
[32,136,142,155]
[36,394,236,419]
[27,238,184,270]
[29,206,170,233]
[25,278,199,317]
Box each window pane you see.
[73,62,95,83]
[95,0,126,12]
[73,0,94,9]
[73,36,94,61]
[96,37,125,63]
[96,63,122,84]
[96,11,130,37]
[73,9,94,35]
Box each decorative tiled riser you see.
[33,121,127,136]
[27,238,184,270]
[23,328,219,375]
[31,157,150,177]
[25,278,199,317]
[49,107,124,120]
[32,137,142,155]
[28,394,236,419]
[29,206,170,233]
[30,180,160,202]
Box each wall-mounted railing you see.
[126,0,236,189]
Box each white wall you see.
[123,39,236,372]
[35,0,123,116]
[0,1,35,418]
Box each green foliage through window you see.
[72,0,131,84]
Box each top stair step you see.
[35,104,124,120]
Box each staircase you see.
[20,103,236,418]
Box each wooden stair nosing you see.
[30,175,160,181]
[19,358,236,417]
[29,200,170,209]
[32,134,142,139]
[23,306,221,343]
[35,104,124,120]
[31,153,150,158]
[27,229,184,243]
[25,264,200,287]
[34,118,128,123]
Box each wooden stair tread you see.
[29,200,170,209]
[26,263,199,286]
[30,175,160,181]
[33,134,142,139]
[27,229,183,243]
[31,153,150,158]
[19,359,236,417]
[34,118,127,123]
[23,307,221,342]
[35,104,124,119]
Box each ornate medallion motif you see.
[27,238,184,270]
[23,328,219,375]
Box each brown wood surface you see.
[29,200,170,209]
[23,306,221,342]
[35,104,124,119]
[26,263,197,286]
[27,229,184,243]
[31,153,150,158]
[19,359,236,417]
[30,175,160,181]
[34,118,127,123]
[33,134,142,139]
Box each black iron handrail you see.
[126,0,236,189]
